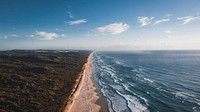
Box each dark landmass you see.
[0,50,91,112]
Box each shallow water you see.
[93,50,200,112]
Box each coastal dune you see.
[64,53,101,112]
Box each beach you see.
[63,53,107,112]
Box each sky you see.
[0,0,200,50]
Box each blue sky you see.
[0,0,200,50]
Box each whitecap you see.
[143,77,154,83]
[132,69,140,73]
[115,60,123,65]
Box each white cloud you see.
[153,19,171,25]
[0,35,20,39]
[177,16,200,25]
[165,30,172,34]
[11,34,19,37]
[33,31,66,40]
[91,22,130,35]
[67,11,74,19]
[36,31,58,40]
[166,35,173,38]
[138,16,154,26]
[30,35,35,38]
[66,19,87,25]
[165,14,173,17]
[164,30,173,38]
[60,34,66,37]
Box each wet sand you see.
[63,53,108,112]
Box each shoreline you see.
[63,53,108,112]
[59,56,87,112]
[92,72,109,112]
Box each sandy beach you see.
[63,53,106,112]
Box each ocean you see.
[92,50,200,112]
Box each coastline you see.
[63,53,108,112]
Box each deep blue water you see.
[92,51,200,112]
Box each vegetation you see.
[0,50,91,112]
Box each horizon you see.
[1,0,200,50]
[1,49,200,52]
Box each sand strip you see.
[63,53,102,112]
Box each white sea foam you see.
[132,69,139,72]
[192,106,200,112]
[102,88,128,111]
[96,55,104,63]
[174,91,200,106]
[116,91,148,112]
[143,77,154,83]
[123,84,149,106]
[101,65,115,74]
[99,58,104,63]
[100,88,115,112]
[99,77,148,112]
[114,59,131,67]
[175,92,196,99]
[115,60,123,65]
[111,85,123,91]
[119,78,122,81]
[101,66,120,84]
[122,83,129,90]
[111,94,128,112]
[138,68,144,72]
[128,82,136,87]
[157,87,172,94]
[107,99,114,112]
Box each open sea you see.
[92,51,200,112]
